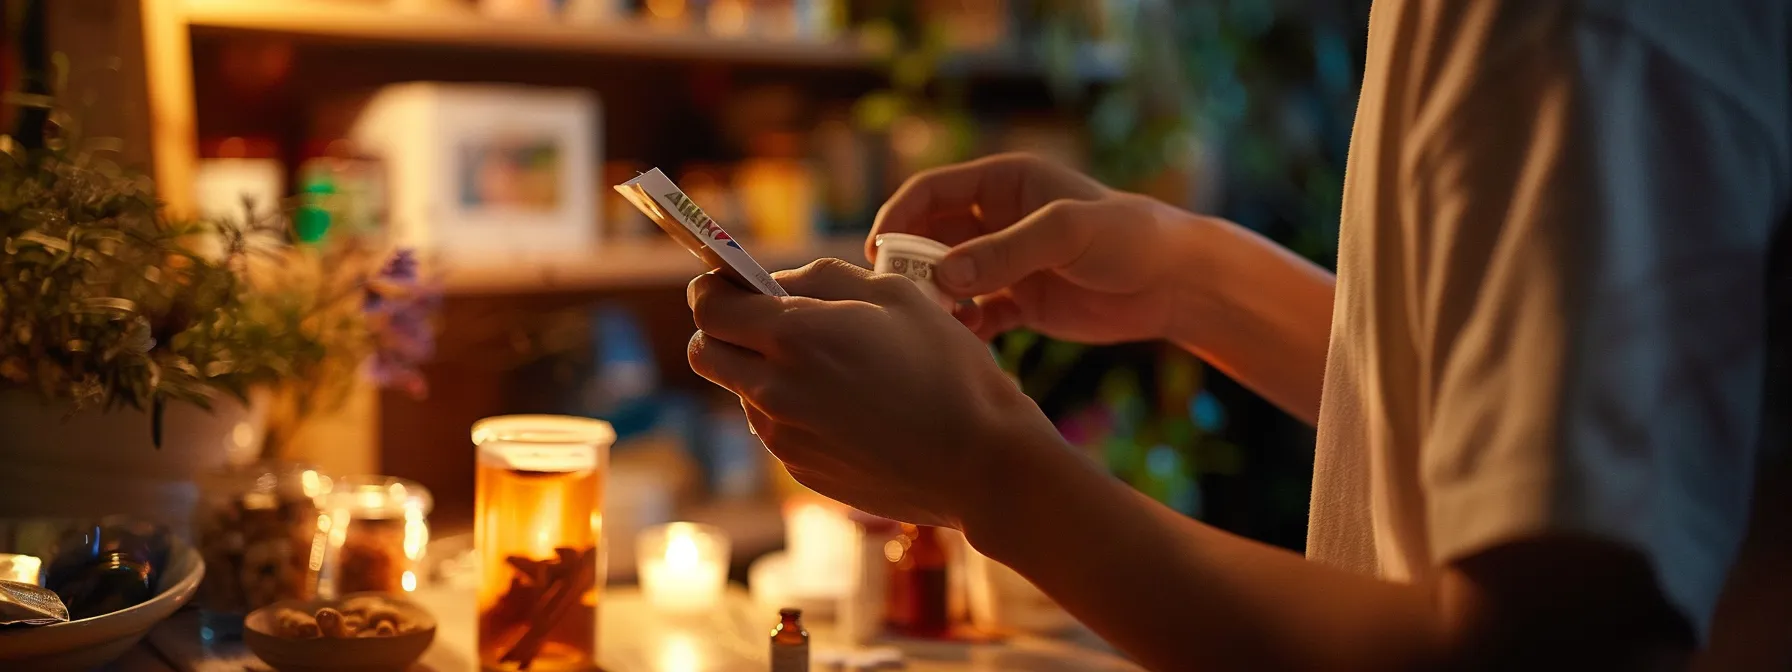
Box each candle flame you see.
[666,534,700,569]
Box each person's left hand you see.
[687,259,1059,529]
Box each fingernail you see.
[940,256,976,288]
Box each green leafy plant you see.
[0,99,434,453]
[0,130,304,415]
[0,2,437,457]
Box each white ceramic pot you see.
[0,390,265,539]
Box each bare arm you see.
[1167,216,1336,425]
[963,430,1691,672]
[690,257,1693,670]
[868,154,1336,425]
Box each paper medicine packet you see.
[614,168,787,297]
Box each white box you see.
[350,83,600,262]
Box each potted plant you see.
[0,100,435,543]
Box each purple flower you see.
[367,357,428,398]
[1055,405,1114,447]
[361,248,438,398]
[379,249,420,283]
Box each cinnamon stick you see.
[499,546,597,669]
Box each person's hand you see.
[871,153,1214,343]
[686,259,1059,529]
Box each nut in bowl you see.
[245,592,436,672]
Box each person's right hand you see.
[870,153,1213,343]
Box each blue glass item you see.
[50,553,153,621]
[42,521,171,621]
[704,402,765,498]
[581,305,670,445]
[592,305,659,404]
[1191,390,1227,433]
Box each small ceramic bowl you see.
[244,592,437,672]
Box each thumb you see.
[936,199,1098,298]
[773,258,879,301]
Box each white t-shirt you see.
[1309,0,1790,642]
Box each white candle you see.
[638,522,730,613]
[785,502,856,597]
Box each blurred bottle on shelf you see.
[810,109,875,236]
[792,0,843,40]
[480,0,559,20]
[564,0,628,24]
[676,163,742,236]
[736,132,816,246]
[642,0,692,29]
[920,0,1011,52]
[682,0,842,40]
[585,305,659,415]
[752,0,799,40]
[996,117,1089,173]
[886,113,969,192]
[703,403,765,499]
[706,0,750,36]
[296,139,390,244]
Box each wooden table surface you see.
[116,587,1143,672]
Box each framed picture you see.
[352,83,600,262]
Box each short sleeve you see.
[1409,15,1780,639]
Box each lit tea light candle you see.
[0,553,42,585]
[657,632,705,672]
[638,522,730,613]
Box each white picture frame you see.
[351,83,600,263]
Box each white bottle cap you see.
[873,233,954,312]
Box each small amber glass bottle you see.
[770,607,810,672]
[885,524,951,637]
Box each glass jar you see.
[884,524,951,638]
[192,462,332,641]
[473,415,614,672]
[324,476,432,595]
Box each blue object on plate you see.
[44,520,170,620]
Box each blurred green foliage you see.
[0,120,328,415]
[0,81,403,456]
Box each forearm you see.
[1164,213,1335,425]
[962,432,1449,671]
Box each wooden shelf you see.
[440,237,866,295]
[180,1,1124,80]
[183,0,875,68]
